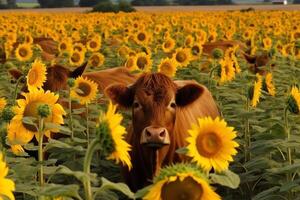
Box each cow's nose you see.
[141,126,170,148]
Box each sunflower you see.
[70,76,98,105]
[7,89,66,145]
[288,86,300,114]
[162,37,176,53]
[73,43,87,54]
[124,56,137,71]
[250,74,263,107]
[27,59,47,91]
[0,97,7,111]
[158,58,177,77]
[101,101,132,169]
[135,52,152,71]
[15,43,33,62]
[186,117,239,173]
[184,35,194,47]
[58,39,73,55]
[172,48,191,68]
[88,52,105,68]
[195,29,207,44]
[190,42,203,60]
[86,36,101,52]
[118,45,130,58]
[219,57,235,84]
[263,73,275,96]
[143,163,220,200]
[69,51,85,67]
[135,31,150,45]
[0,152,15,200]
[263,37,272,50]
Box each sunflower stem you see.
[13,75,24,103]
[83,138,99,200]
[284,107,293,199]
[68,87,74,140]
[38,117,45,187]
[244,98,250,163]
[86,103,89,146]
[208,60,217,91]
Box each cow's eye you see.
[133,102,140,109]
[170,102,176,109]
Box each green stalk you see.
[86,103,89,145]
[13,76,23,103]
[38,117,45,187]
[284,107,293,199]
[83,139,99,200]
[68,88,74,140]
[244,97,250,163]
[208,59,217,91]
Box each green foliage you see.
[92,0,136,13]
[131,0,170,6]
[174,0,232,5]
[38,0,74,8]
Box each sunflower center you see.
[28,69,39,85]
[19,47,28,57]
[71,52,81,63]
[161,62,172,72]
[89,41,98,48]
[77,82,91,97]
[74,46,83,52]
[176,51,187,63]
[91,56,100,66]
[161,177,203,200]
[137,33,146,41]
[196,132,222,157]
[164,41,172,48]
[60,43,67,50]
[137,57,147,69]
[23,101,52,132]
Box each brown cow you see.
[105,73,219,191]
[202,40,247,56]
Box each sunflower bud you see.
[67,78,75,88]
[287,96,299,114]
[212,48,224,59]
[96,121,115,156]
[2,107,15,122]
[38,104,51,118]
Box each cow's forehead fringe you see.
[134,73,177,91]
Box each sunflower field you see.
[0,10,300,200]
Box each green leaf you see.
[209,170,240,189]
[44,139,84,152]
[55,165,97,183]
[93,177,134,199]
[38,184,83,200]
[175,147,188,155]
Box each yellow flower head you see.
[158,57,177,77]
[27,59,47,91]
[250,74,263,107]
[70,76,98,105]
[101,101,132,169]
[186,117,239,173]
[162,37,176,53]
[263,37,272,50]
[7,89,66,145]
[69,50,85,67]
[0,152,15,200]
[144,164,221,200]
[172,48,191,68]
[15,43,33,62]
[135,52,152,72]
[219,56,235,84]
[0,98,7,111]
[263,73,275,96]
[88,52,105,68]
[288,86,300,114]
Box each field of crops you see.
[0,10,300,200]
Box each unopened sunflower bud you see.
[2,107,15,122]
[38,104,51,118]
[212,48,224,59]
[67,78,75,88]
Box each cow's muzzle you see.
[140,126,170,148]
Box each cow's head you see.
[9,62,88,93]
[105,73,204,178]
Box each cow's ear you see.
[9,69,23,80]
[105,84,134,108]
[176,83,204,107]
[70,62,88,78]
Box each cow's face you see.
[106,73,204,157]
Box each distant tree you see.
[79,0,109,6]
[174,0,231,5]
[38,0,74,8]
[131,0,170,6]
[294,0,300,3]
[7,0,16,8]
